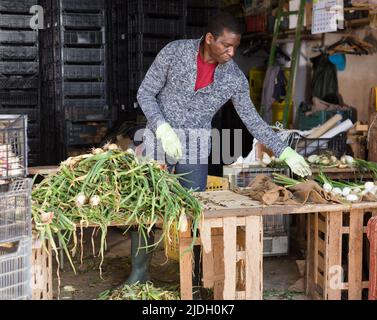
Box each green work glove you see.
[279,147,312,178]
[156,123,182,159]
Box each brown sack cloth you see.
[235,175,297,205]
[288,180,335,204]
[235,174,341,205]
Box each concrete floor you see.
[53,227,311,300]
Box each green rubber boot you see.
[125,230,155,285]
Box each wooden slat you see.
[318,218,327,233]
[348,209,364,300]
[245,216,263,300]
[214,281,224,300]
[236,291,246,300]
[326,211,343,300]
[179,229,193,300]
[317,253,326,273]
[317,272,325,289]
[306,213,312,295]
[202,249,215,289]
[342,226,368,234]
[341,281,369,290]
[236,251,246,261]
[318,238,326,253]
[222,217,237,300]
[199,219,213,254]
[314,213,319,284]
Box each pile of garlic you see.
[0,144,24,177]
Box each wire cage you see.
[0,179,32,243]
[0,115,28,180]
[223,166,290,236]
[0,237,32,300]
[289,132,347,158]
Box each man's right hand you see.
[156,123,182,159]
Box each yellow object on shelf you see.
[164,176,229,262]
[272,100,293,126]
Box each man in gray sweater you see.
[126,12,311,294]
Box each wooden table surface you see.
[197,190,377,218]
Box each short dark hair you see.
[205,12,242,38]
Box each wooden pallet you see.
[31,237,53,300]
[306,209,377,300]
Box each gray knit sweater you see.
[137,38,288,160]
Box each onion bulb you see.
[179,211,188,232]
[346,194,359,202]
[364,182,375,192]
[323,183,333,193]
[331,187,342,196]
[342,187,351,197]
[262,153,272,166]
[40,211,54,224]
[75,193,88,207]
[89,195,101,207]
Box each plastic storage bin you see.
[0,115,28,179]
[0,179,31,243]
[0,237,32,300]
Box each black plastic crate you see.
[0,46,38,61]
[186,25,205,39]
[187,0,219,7]
[0,0,37,13]
[0,62,38,76]
[60,0,105,13]
[290,132,347,158]
[187,7,218,26]
[53,81,105,98]
[62,98,111,121]
[64,121,109,146]
[0,108,39,122]
[127,0,184,16]
[62,31,104,46]
[60,65,105,81]
[128,71,145,91]
[127,54,155,73]
[57,47,105,63]
[0,14,34,29]
[0,31,37,44]
[128,16,184,36]
[0,76,38,90]
[61,13,104,29]
[0,91,38,106]
[128,35,172,54]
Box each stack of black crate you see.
[125,0,186,112]
[186,0,220,39]
[40,0,112,163]
[0,0,41,166]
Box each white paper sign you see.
[312,0,341,34]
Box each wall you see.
[322,29,377,122]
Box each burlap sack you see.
[234,175,297,205]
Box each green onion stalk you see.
[32,146,202,278]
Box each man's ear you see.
[205,33,215,45]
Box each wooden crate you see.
[200,216,263,300]
[31,237,53,300]
[306,209,377,300]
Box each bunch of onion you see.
[353,158,377,180]
[32,146,202,278]
[316,171,376,202]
